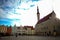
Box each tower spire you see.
[37,6,40,21]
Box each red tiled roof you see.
[31,28,35,30]
[24,26,33,28]
[24,26,34,30]
[37,11,55,24]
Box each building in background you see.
[0,25,7,36]
[12,24,17,35]
[12,25,35,35]
[24,26,35,35]
[16,25,26,35]
[12,25,26,35]
[31,27,35,35]
[6,25,12,35]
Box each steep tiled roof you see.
[37,11,55,24]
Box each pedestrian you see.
[16,33,17,37]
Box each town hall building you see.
[35,6,60,36]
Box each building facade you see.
[12,25,26,35]
[35,6,60,36]
[24,26,35,35]
[0,25,7,35]
[6,26,12,35]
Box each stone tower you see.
[37,6,40,21]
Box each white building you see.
[12,25,16,35]
[12,25,26,35]
[16,26,26,35]
[24,26,35,35]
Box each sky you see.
[0,0,60,27]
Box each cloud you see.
[7,13,21,19]
[0,0,60,27]
[18,1,38,10]
[30,4,35,7]
[0,0,40,27]
[1,6,13,11]
[32,0,40,2]
[0,8,8,18]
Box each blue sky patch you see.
[30,5,35,7]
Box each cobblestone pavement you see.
[0,36,60,40]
